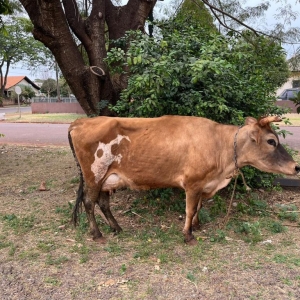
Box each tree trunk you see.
[0,59,10,105]
[19,0,157,116]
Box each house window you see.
[292,80,300,88]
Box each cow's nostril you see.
[296,166,300,173]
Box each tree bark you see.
[19,0,157,115]
[0,59,10,106]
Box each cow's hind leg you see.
[84,188,106,243]
[183,190,201,245]
[192,200,202,231]
[97,191,122,233]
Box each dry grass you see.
[0,145,300,299]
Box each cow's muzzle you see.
[296,165,300,174]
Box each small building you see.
[4,76,41,98]
[276,71,300,96]
[275,56,300,113]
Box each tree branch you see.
[62,0,91,45]
[105,0,157,40]
[201,0,259,36]
[194,0,288,43]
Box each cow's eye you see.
[267,139,277,147]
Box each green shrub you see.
[107,23,288,123]
[106,21,289,189]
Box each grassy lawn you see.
[282,113,300,126]
[4,111,87,123]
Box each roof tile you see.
[4,76,40,90]
[5,76,26,89]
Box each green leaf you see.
[127,56,132,65]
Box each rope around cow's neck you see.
[233,125,243,173]
[232,124,251,189]
[222,125,251,228]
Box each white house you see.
[4,76,41,97]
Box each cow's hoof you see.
[112,226,122,234]
[184,234,197,246]
[186,238,198,246]
[93,236,107,244]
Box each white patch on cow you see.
[91,135,130,184]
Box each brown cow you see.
[68,115,300,245]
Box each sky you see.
[156,0,300,57]
[242,0,300,58]
[8,0,300,80]
[8,64,54,80]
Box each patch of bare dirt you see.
[0,145,300,300]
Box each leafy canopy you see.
[0,17,51,100]
[106,22,289,124]
[0,17,50,68]
[41,78,56,97]
[0,0,13,31]
[175,0,218,34]
[0,0,12,15]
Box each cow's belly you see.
[102,172,233,196]
[203,177,232,196]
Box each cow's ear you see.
[258,116,282,127]
[245,117,257,126]
[249,129,259,143]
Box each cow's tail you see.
[68,128,84,227]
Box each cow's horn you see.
[259,116,282,127]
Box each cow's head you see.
[240,116,300,175]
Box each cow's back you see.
[70,115,216,148]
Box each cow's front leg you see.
[183,190,201,245]
[84,188,106,243]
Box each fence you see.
[275,100,297,113]
[31,97,78,103]
[31,96,85,114]
[31,102,85,114]
[2,98,15,105]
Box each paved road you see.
[279,127,300,151]
[0,122,300,150]
[0,106,31,114]
[0,123,69,146]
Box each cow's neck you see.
[233,125,243,171]
[220,125,245,179]
[231,125,252,171]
